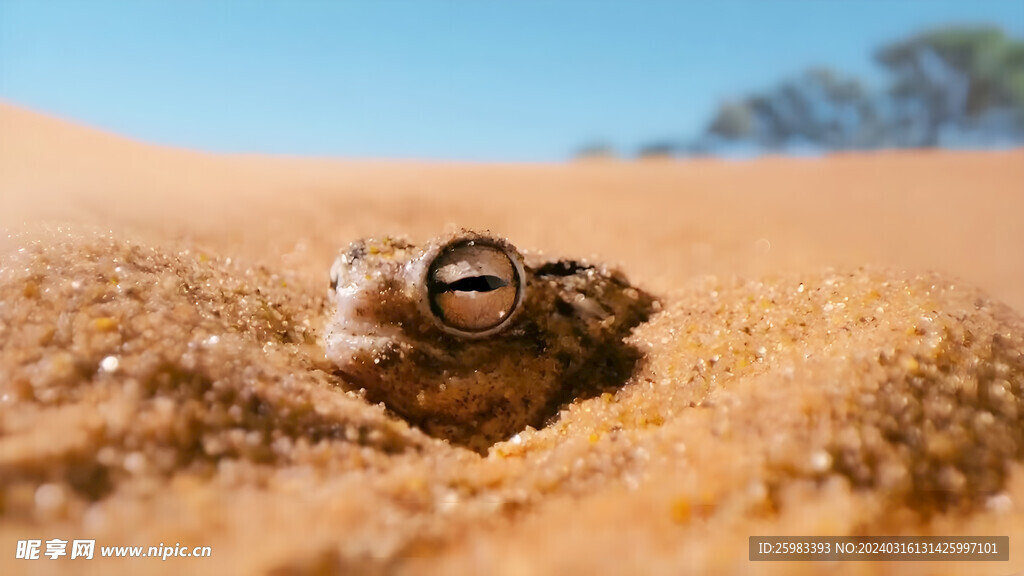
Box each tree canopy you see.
[875,25,1024,146]
[621,24,1024,157]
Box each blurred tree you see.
[572,142,617,160]
[875,25,1024,146]
[706,100,753,140]
[636,141,678,158]
[650,24,1024,156]
[704,67,881,150]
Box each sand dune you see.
[1,101,1022,575]
[4,102,1023,311]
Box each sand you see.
[0,101,1022,575]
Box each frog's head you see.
[325,230,656,452]
[326,230,529,375]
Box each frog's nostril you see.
[424,236,526,337]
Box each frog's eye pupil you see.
[444,275,508,293]
[426,241,524,336]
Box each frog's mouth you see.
[412,231,527,339]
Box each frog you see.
[325,230,658,452]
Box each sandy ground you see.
[1,101,1022,575]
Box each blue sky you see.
[1,1,1021,161]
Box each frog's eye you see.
[425,238,525,337]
